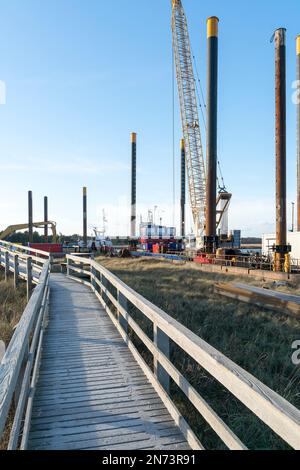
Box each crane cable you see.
[191,47,207,130]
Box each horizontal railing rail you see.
[0,246,50,449]
[0,246,47,300]
[66,254,300,450]
[0,240,50,260]
[215,282,300,318]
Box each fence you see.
[130,248,300,274]
[0,240,51,260]
[0,243,50,301]
[0,243,50,449]
[66,254,300,450]
[198,253,300,274]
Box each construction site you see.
[2,10,300,274]
[0,0,300,455]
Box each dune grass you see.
[97,256,300,450]
[0,271,27,450]
[0,272,27,347]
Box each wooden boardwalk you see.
[27,274,190,450]
[1,247,300,450]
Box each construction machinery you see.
[0,221,58,242]
[171,1,232,248]
[172,0,206,241]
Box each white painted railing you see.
[66,254,300,450]
[0,244,49,301]
[0,246,50,449]
[0,240,51,259]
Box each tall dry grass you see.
[0,271,27,450]
[97,256,300,450]
[0,272,27,347]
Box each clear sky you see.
[0,0,299,237]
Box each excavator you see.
[0,221,58,242]
[171,0,232,246]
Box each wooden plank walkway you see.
[27,274,190,450]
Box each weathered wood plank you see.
[81,433,191,451]
[215,281,300,318]
[32,396,163,420]
[32,384,154,406]
[35,378,148,398]
[29,413,175,441]
[32,392,160,417]
[30,402,167,427]
[30,431,188,451]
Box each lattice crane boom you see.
[171,0,206,237]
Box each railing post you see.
[154,324,170,393]
[13,255,19,289]
[91,265,96,292]
[5,251,10,281]
[67,257,70,277]
[99,272,104,297]
[117,290,128,334]
[26,257,33,302]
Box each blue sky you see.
[0,0,299,237]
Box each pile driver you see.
[171,0,232,253]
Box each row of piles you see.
[27,191,48,243]
[274,30,300,271]
[202,21,300,271]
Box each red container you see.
[194,255,213,265]
[28,243,63,253]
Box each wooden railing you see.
[0,245,50,449]
[66,254,300,450]
[0,243,50,302]
[0,240,51,260]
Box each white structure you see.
[217,197,229,236]
[140,223,176,240]
[262,232,300,260]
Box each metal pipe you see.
[274,28,289,271]
[297,36,300,231]
[131,133,137,238]
[44,196,48,242]
[180,138,186,238]
[83,187,87,247]
[205,16,219,253]
[28,191,33,244]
